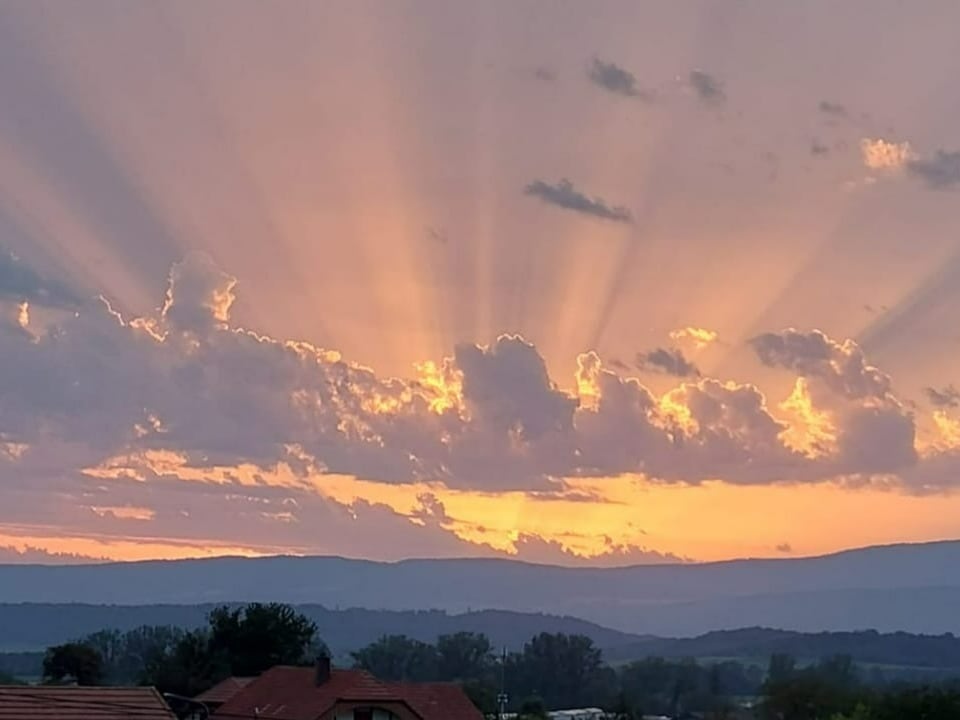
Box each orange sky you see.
[1,1,960,566]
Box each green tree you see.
[508,633,607,710]
[351,635,439,681]
[518,695,548,720]
[0,671,21,685]
[43,643,104,686]
[207,603,320,676]
[139,603,319,695]
[761,655,863,720]
[436,632,494,682]
[148,629,230,697]
[84,625,184,684]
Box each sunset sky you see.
[2,0,960,566]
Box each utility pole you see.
[496,647,508,720]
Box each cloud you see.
[775,542,793,554]
[0,544,106,565]
[818,101,847,117]
[511,533,685,567]
[636,348,700,378]
[750,329,892,401]
[534,67,557,83]
[5,257,960,565]
[0,247,84,308]
[860,138,915,171]
[810,140,830,156]
[669,327,718,350]
[688,70,725,104]
[524,179,633,223]
[925,385,960,408]
[587,58,650,100]
[161,252,237,333]
[907,150,960,189]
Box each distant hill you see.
[606,627,960,668]
[1,540,959,636]
[0,604,643,654]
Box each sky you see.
[2,0,960,566]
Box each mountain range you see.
[1,539,958,637]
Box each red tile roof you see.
[215,666,482,720]
[388,682,485,720]
[215,667,400,720]
[0,685,175,720]
[195,676,255,705]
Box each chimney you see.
[315,655,331,685]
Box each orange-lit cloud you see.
[1,256,959,567]
[860,137,915,171]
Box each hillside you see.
[606,627,960,667]
[1,540,959,636]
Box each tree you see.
[84,625,184,685]
[43,643,104,686]
[436,632,494,682]
[351,635,439,681]
[508,633,608,710]
[136,603,320,696]
[148,629,230,697]
[760,655,863,720]
[207,603,321,676]
[518,695,548,720]
[0,671,21,685]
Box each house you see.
[0,685,175,720]
[214,658,483,720]
[194,676,255,712]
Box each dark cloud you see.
[818,100,847,117]
[534,67,557,83]
[775,542,793,554]
[0,544,105,564]
[810,140,830,156]
[635,347,700,378]
[907,150,960,189]
[0,247,83,307]
[426,226,448,245]
[1,256,957,562]
[750,329,891,400]
[160,252,237,334]
[524,178,633,223]
[925,385,960,408]
[837,403,917,475]
[688,70,725,104]
[512,533,685,567]
[587,58,651,100]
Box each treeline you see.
[350,630,763,716]
[760,654,960,720]
[18,603,960,720]
[41,603,324,696]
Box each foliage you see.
[43,603,322,696]
[43,642,104,685]
[0,670,21,684]
[351,635,440,681]
[518,695,548,720]
[206,603,321,677]
[506,632,614,711]
[760,654,863,720]
[436,632,494,681]
[83,626,185,684]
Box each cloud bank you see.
[3,258,960,565]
